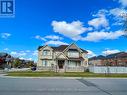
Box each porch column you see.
[86,60,89,67]
[81,61,83,66]
[64,60,67,72]
[55,59,58,72]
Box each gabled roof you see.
[56,52,68,59]
[116,52,127,58]
[38,46,43,50]
[80,48,88,53]
[38,45,68,51]
[97,55,105,59]
[106,52,125,59]
[89,56,97,60]
[37,44,88,53]
[89,55,105,60]
[51,45,68,52]
[0,52,8,57]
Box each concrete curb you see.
[1,74,127,79]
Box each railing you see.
[37,66,85,72]
[37,66,55,71]
[65,66,84,72]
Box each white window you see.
[68,61,81,67]
[42,60,47,66]
[43,50,50,56]
[68,51,79,58]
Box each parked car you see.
[31,66,36,71]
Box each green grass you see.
[6,71,127,78]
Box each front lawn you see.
[6,71,127,78]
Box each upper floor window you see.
[43,50,50,56]
[68,49,79,58]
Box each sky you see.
[0,0,127,62]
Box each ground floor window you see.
[68,61,81,67]
[42,60,47,66]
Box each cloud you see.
[10,50,37,57]
[4,48,9,51]
[35,35,64,41]
[87,50,96,57]
[35,35,46,41]
[27,58,32,61]
[92,9,109,17]
[113,0,127,7]
[10,50,38,61]
[32,50,38,56]
[10,51,27,57]
[102,49,120,55]
[45,40,68,46]
[45,35,63,40]
[51,20,124,42]
[110,8,126,17]
[88,14,109,29]
[19,57,32,61]
[50,7,125,42]
[94,8,126,26]
[26,50,31,52]
[1,33,11,39]
[118,0,127,7]
[19,57,25,60]
[52,21,92,40]
[109,8,127,26]
[35,34,68,46]
[82,30,124,42]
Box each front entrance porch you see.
[58,60,65,69]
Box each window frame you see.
[42,50,51,56]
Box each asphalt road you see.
[0,77,127,95]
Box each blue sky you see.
[0,0,127,62]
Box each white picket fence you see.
[89,66,127,73]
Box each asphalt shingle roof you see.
[38,45,88,53]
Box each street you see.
[0,77,127,95]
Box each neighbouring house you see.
[0,52,15,69]
[0,53,9,69]
[89,55,105,66]
[116,53,127,66]
[105,52,127,66]
[89,52,127,66]
[0,52,36,69]
[37,43,88,72]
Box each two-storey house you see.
[37,43,88,72]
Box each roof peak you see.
[37,43,87,53]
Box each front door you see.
[58,60,64,69]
